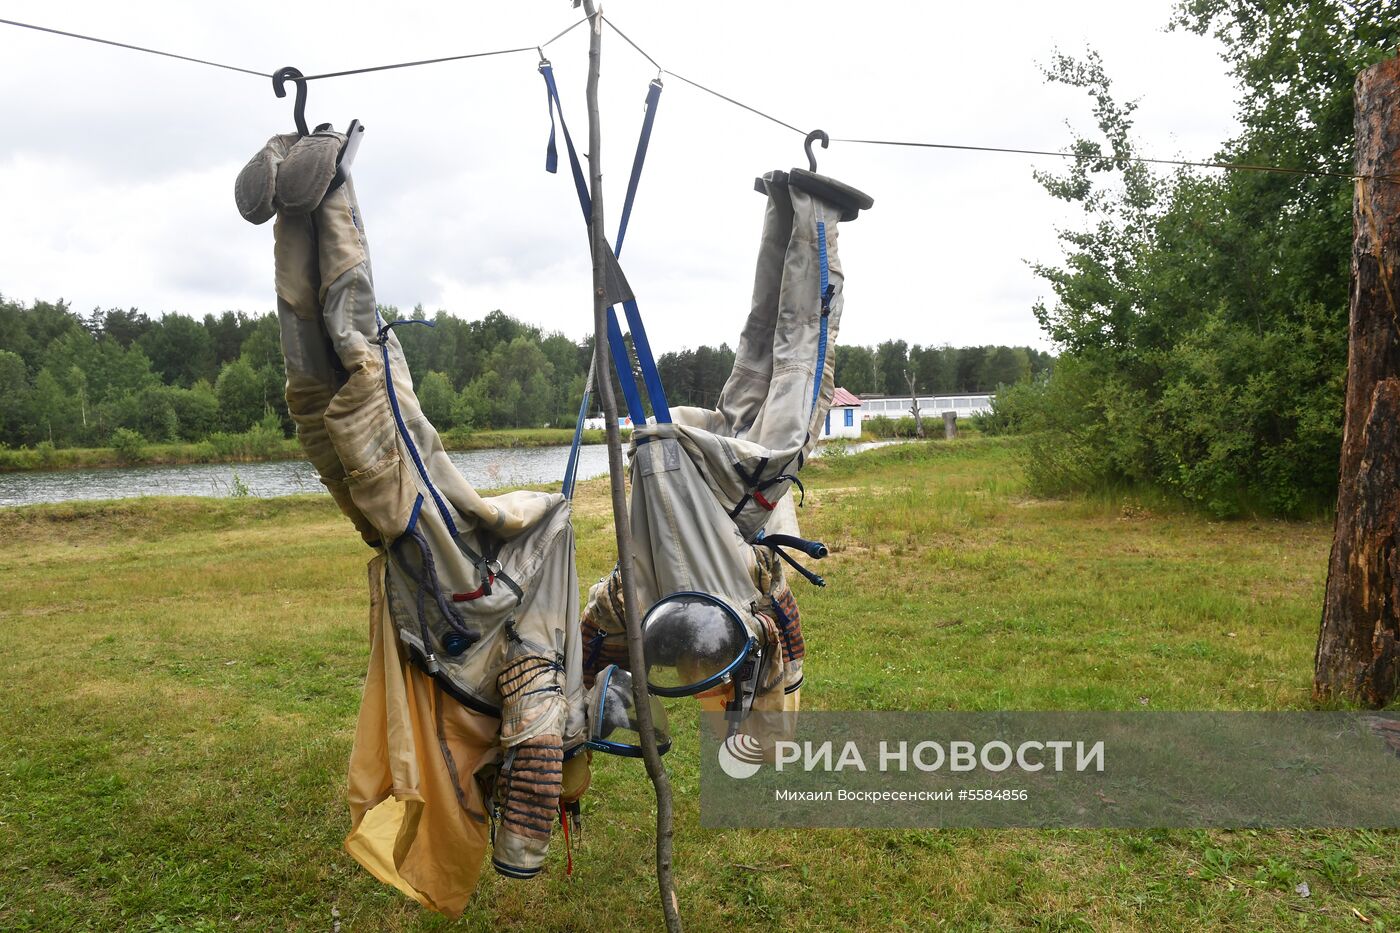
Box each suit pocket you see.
[326,360,416,538]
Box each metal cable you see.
[0,13,1382,182]
[0,16,270,78]
[602,19,1374,182]
[828,137,1369,181]
[661,69,806,135]
[300,47,534,82]
[0,15,588,84]
[600,15,661,72]
[300,17,588,81]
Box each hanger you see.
[751,128,874,221]
[803,130,829,173]
[272,65,365,195]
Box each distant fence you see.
[858,394,994,420]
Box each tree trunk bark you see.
[905,371,925,438]
[579,5,683,929]
[1315,54,1400,709]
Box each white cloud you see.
[0,0,1240,350]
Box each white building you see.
[582,415,635,431]
[820,387,863,439]
[859,393,994,421]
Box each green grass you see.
[0,436,1394,931]
[0,437,304,472]
[0,427,614,473]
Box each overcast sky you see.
[0,1,1241,353]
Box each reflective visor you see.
[641,592,756,697]
[585,664,671,758]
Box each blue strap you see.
[381,339,461,541]
[811,220,831,414]
[539,63,669,429]
[539,62,592,223]
[621,298,670,423]
[562,363,594,499]
[611,80,671,422]
[615,80,662,258]
[607,308,647,425]
[540,60,645,446]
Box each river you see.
[0,439,903,508]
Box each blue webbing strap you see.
[540,60,647,427]
[540,62,671,428]
[621,298,670,423]
[540,62,592,221]
[615,79,663,257]
[561,354,595,499]
[811,220,831,415]
[610,78,671,423]
[381,337,461,541]
[606,308,647,424]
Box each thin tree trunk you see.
[579,4,683,929]
[904,370,925,438]
[1315,54,1400,709]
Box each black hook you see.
[272,66,309,137]
[804,129,829,173]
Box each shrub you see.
[820,438,851,460]
[865,416,917,438]
[111,428,146,464]
[203,415,287,461]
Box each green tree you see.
[215,359,265,432]
[541,332,586,422]
[98,308,152,348]
[491,337,555,427]
[418,370,458,429]
[205,311,255,365]
[875,340,910,395]
[834,344,877,395]
[0,298,81,372]
[0,350,29,446]
[140,313,215,387]
[455,370,498,429]
[239,315,283,373]
[983,346,1030,389]
[30,368,77,444]
[66,365,91,437]
[995,1,1392,515]
[169,382,220,441]
[123,385,180,442]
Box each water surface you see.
[0,439,904,507]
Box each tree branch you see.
[579,3,683,928]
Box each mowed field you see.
[0,437,1395,931]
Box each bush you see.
[820,438,852,460]
[203,414,288,461]
[864,415,966,439]
[865,416,920,439]
[111,428,146,464]
[975,379,1045,436]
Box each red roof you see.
[831,387,862,407]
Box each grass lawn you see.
[0,437,1394,931]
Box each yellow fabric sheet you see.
[344,556,499,919]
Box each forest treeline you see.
[0,296,1047,450]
